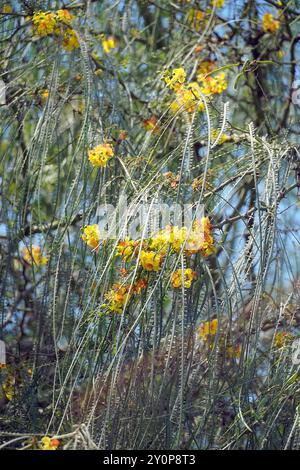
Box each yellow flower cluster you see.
[40,436,60,450]
[150,225,182,253]
[56,9,74,24]
[198,318,241,359]
[190,217,215,256]
[62,28,80,51]
[187,9,205,30]
[163,171,180,189]
[198,318,218,340]
[163,67,187,91]
[31,10,79,51]
[101,36,117,53]
[170,82,205,114]
[40,89,49,101]
[192,169,214,192]
[32,11,57,36]
[210,128,229,144]
[196,61,216,81]
[187,1,224,31]
[199,72,227,95]
[23,245,48,266]
[104,279,147,313]
[88,143,114,168]
[111,218,215,274]
[116,238,141,261]
[105,284,131,313]
[226,343,241,359]
[2,374,15,401]
[212,0,224,7]
[262,13,280,33]
[3,5,13,14]
[81,224,100,250]
[171,268,197,288]
[151,217,215,257]
[274,331,293,349]
[163,67,227,114]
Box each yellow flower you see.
[199,72,228,95]
[163,67,186,91]
[139,250,163,271]
[171,268,197,289]
[142,116,160,134]
[132,278,148,294]
[62,28,80,51]
[116,238,140,261]
[192,170,214,192]
[104,279,147,313]
[274,331,293,349]
[262,13,280,33]
[186,217,215,256]
[88,143,114,168]
[210,128,229,144]
[277,49,284,59]
[102,36,117,54]
[3,5,13,14]
[23,246,48,266]
[3,374,15,401]
[149,228,171,254]
[40,89,49,101]
[56,9,74,25]
[40,436,60,450]
[196,60,216,81]
[105,284,131,313]
[198,318,218,340]
[212,0,224,8]
[187,9,205,30]
[32,11,57,36]
[81,224,100,250]
[226,343,241,359]
[170,82,205,114]
[163,171,180,189]
[169,226,187,252]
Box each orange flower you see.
[226,344,241,359]
[118,130,128,140]
[40,436,60,450]
[142,116,160,134]
[105,284,131,313]
[132,278,148,294]
[262,13,280,33]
